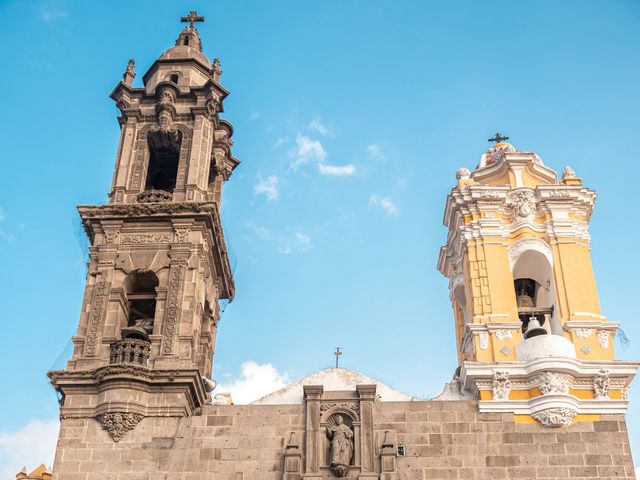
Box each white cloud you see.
[272,137,289,149]
[318,164,357,177]
[291,134,326,169]
[216,361,289,404]
[249,112,261,120]
[309,117,332,136]
[370,195,400,217]
[366,144,383,158]
[0,419,59,479]
[247,222,312,254]
[254,175,280,202]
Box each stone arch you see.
[128,123,192,193]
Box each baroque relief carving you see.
[320,402,360,416]
[575,328,594,338]
[597,330,610,349]
[175,228,191,243]
[507,189,536,219]
[532,408,577,427]
[508,238,553,269]
[104,230,120,244]
[538,372,570,395]
[163,267,183,354]
[96,412,144,442]
[86,273,108,356]
[492,370,511,401]
[120,233,172,244]
[495,330,513,341]
[594,369,610,400]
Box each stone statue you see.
[326,414,353,477]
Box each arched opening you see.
[512,249,559,336]
[145,123,182,192]
[184,36,190,46]
[122,270,159,341]
[170,73,179,84]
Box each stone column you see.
[357,384,377,478]
[303,385,323,479]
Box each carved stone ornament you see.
[163,267,183,354]
[478,331,489,350]
[500,346,511,356]
[575,328,594,338]
[104,230,120,244]
[495,329,513,341]
[562,166,576,180]
[320,402,360,416]
[597,330,610,349]
[120,233,172,244]
[581,345,591,355]
[456,167,470,180]
[492,370,511,401]
[175,228,191,243]
[86,274,108,356]
[96,412,144,442]
[531,408,577,427]
[137,189,173,203]
[538,371,570,395]
[508,189,537,219]
[594,369,610,400]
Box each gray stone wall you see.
[52,401,636,480]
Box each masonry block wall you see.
[52,400,636,480]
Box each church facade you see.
[47,13,639,480]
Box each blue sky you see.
[1,0,639,476]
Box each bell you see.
[524,316,547,339]
[121,326,150,341]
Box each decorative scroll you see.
[478,331,489,350]
[163,267,183,354]
[495,330,513,340]
[597,330,610,349]
[320,402,360,417]
[86,274,108,356]
[575,328,595,338]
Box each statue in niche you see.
[149,109,180,152]
[326,414,353,477]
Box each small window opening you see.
[146,129,182,192]
[170,74,179,84]
[184,36,190,46]
[123,271,159,340]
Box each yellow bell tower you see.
[438,136,638,426]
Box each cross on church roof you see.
[334,347,343,368]
[181,10,205,29]
[488,132,509,144]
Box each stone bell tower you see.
[438,136,638,426]
[48,11,238,441]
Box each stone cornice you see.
[78,202,234,300]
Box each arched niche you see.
[319,406,360,471]
[129,124,192,195]
[510,242,561,336]
[121,270,159,341]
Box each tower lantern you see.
[438,139,638,426]
[48,13,239,441]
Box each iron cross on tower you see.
[181,10,205,29]
[334,347,342,368]
[488,132,509,143]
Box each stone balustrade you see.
[109,338,151,365]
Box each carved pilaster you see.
[85,271,110,357]
[356,384,377,476]
[162,265,184,355]
[303,385,323,475]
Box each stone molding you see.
[461,357,639,426]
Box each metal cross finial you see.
[488,132,509,144]
[334,347,342,368]
[181,10,205,29]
